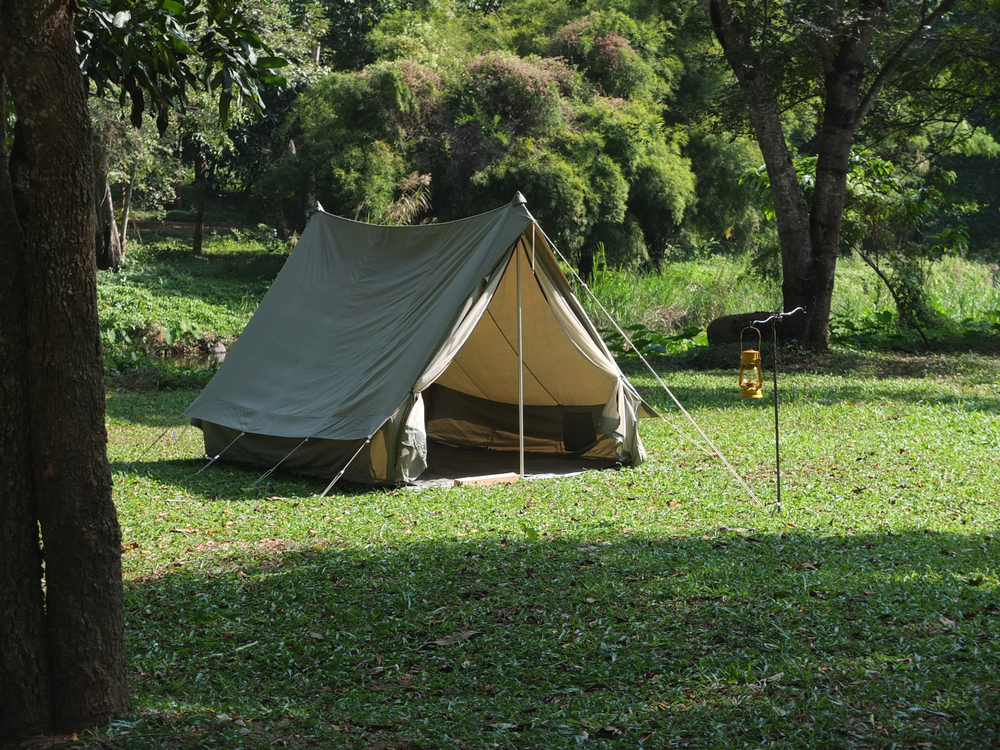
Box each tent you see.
[185,194,651,486]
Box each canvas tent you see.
[185,194,650,485]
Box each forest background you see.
[90,0,1000,350]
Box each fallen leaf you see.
[308,631,325,640]
[429,630,482,646]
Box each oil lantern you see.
[739,326,764,399]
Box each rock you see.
[706,311,804,347]
[207,341,227,363]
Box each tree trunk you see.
[119,160,137,253]
[703,0,959,349]
[703,0,813,319]
[193,152,207,255]
[0,69,51,744]
[94,136,124,270]
[0,0,127,740]
[801,3,881,348]
[174,131,184,208]
[578,243,595,281]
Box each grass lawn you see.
[94,347,1000,749]
[84,227,1000,748]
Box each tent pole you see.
[517,234,526,479]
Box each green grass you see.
[88,349,1000,749]
[99,234,286,340]
[86,227,1000,747]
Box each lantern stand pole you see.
[770,323,782,515]
[750,307,806,515]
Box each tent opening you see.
[414,239,622,484]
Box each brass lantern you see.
[739,327,764,399]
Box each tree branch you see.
[855,0,962,124]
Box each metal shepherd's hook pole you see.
[750,307,806,515]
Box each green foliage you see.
[467,132,612,255]
[581,253,782,336]
[263,39,696,269]
[91,100,177,213]
[96,228,286,385]
[601,322,707,357]
[548,10,661,99]
[369,0,487,68]
[228,223,292,253]
[77,0,287,131]
[938,150,1000,257]
[682,129,766,248]
[741,149,984,335]
[263,61,432,223]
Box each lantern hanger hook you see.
[750,306,806,328]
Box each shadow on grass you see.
[110,458,381,500]
[114,527,1000,749]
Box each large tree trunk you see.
[703,0,814,323]
[802,3,881,348]
[0,0,127,740]
[0,70,51,743]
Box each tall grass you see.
[580,254,781,333]
[581,251,1000,337]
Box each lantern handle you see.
[740,325,761,352]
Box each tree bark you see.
[0,68,51,744]
[193,152,207,255]
[94,136,124,270]
[804,2,882,347]
[703,0,814,320]
[119,160,138,253]
[0,0,127,738]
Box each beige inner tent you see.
[185,194,649,486]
